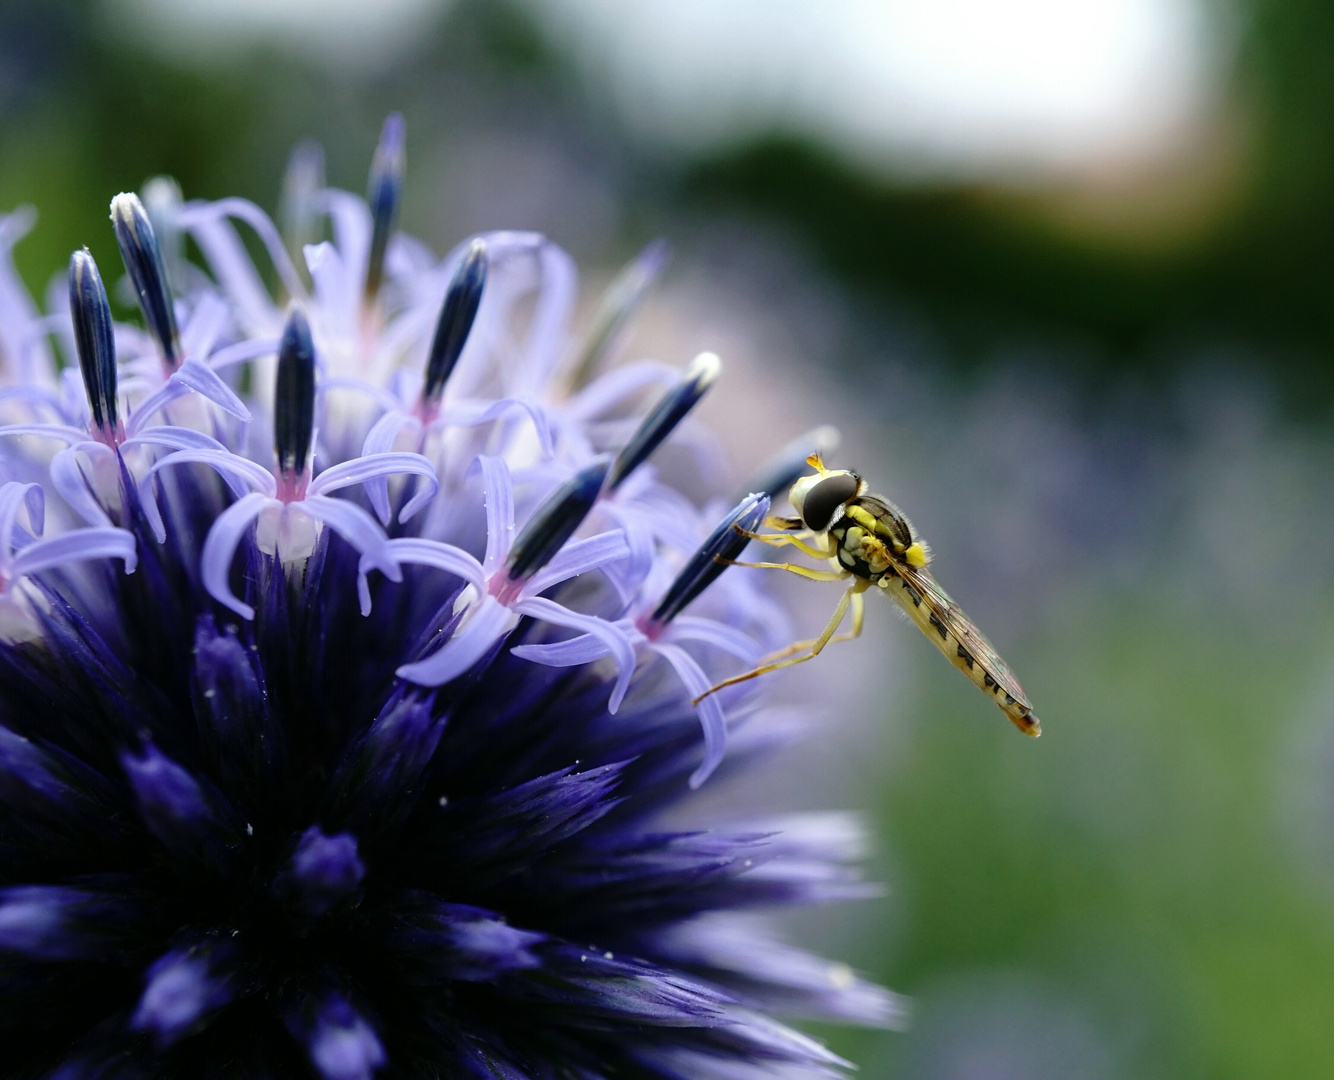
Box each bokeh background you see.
[6,0,1334,1075]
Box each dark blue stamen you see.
[274,309,316,481]
[421,240,487,408]
[606,351,720,491]
[364,113,405,303]
[111,192,181,369]
[568,238,671,388]
[742,424,841,502]
[649,493,769,625]
[506,457,611,583]
[68,248,119,440]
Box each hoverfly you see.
[695,454,1040,736]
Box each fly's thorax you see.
[847,496,930,568]
[830,517,893,581]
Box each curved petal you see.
[510,633,612,668]
[320,376,403,415]
[200,492,273,620]
[145,449,276,499]
[300,496,395,579]
[0,482,43,574]
[474,455,514,575]
[379,538,485,590]
[664,616,763,665]
[182,198,307,305]
[49,445,114,528]
[126,430,249,544]
[358,411,420,523]
[356,537,483,616]
[11,526,137,579]
[181,209,277,332]
[123,426,230,454]
[521,531,630,597]
[170,357,252,422]
[565,360,680,422]
[513,596,637,713]
[598,505,655,604]
[652,642,728,789]
[396,595,515,687]
[0,423,87,445]
[437,397,554,459]
[207,338,279,372]
[179,292,230,360]
[307,452,438,525]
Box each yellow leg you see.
[719,558,848,583]
[763,589,865,661]
[733,525,833,560]
[692,580,866,703]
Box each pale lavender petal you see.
[664,617,762,665]
[179,292,229,360]
[307,452,437,524]
[171,357,252,422]
[125,382,191,435]
[396,595,514,686]
[207,338,279,372]
[182,209,276,332]
[652,642,728,788]
[300,496,394,576]
[358,411,420,523]
[319,188,372,297]
[378,538,485,590]
[145,449,277,500]
[123,426,230,454]
[10,526,137,579]
[49,445,114,527]
[0,481,44,545]
[183,198,307,305]
[657,914,909,1029]
[320,376,402,415]
[306,241,357,346]
[438,397,554,459]
[598,505,655,603]
[513,596,637,712]
[519,240,577,389]
[0,423,87,445]
[509,633,614,668]
[200,492,273,619]
[521,531,630,596]
[357,534,484,617]
[475,455,514,575]
[0,385,66,417]
[566,360,680,422]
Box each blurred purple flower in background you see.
[0,116,903,1078]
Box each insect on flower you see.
[696,453,1041,736]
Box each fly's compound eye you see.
[801,472,859,531]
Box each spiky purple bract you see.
[0,125,901,1079]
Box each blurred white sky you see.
[123,0,1226,181]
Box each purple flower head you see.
[0,119,901,1079]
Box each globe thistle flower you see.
[0,119,903,1079]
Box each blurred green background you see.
[6,0,1334,1075]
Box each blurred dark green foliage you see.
[683,0,1334,413]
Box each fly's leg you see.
[732,524,834,560]
[762,589,865,662]
[692,580,867,703]
[716,558,847,583]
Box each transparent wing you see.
[887,562,1039,734]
